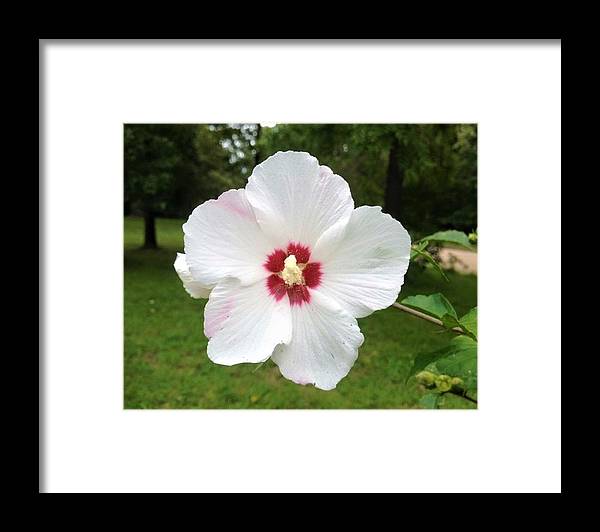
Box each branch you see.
[446,390,478,405]
[391,302,466,335]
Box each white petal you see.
[174,253,212,299]
[183,189,274,286]
[204,277,292,366]
[271,291,364,391]
[316,206,411,318]
[246,151,354,250]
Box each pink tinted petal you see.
[204,298,235,338]
[319,165,333,177]
[204,278,292,366]
[183,189,274,286]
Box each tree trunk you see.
[384,136,404,219]
[254,124,262,167]
[143,211,158,249]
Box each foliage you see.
[410,227,478,281]
[402,229,478,408]
[124,217,477,409]
[260,124,477,234]
[124,123,477,236]
[124,124,251,220]
[416,229,474,250]
[124,125,181,215]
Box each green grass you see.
[124,216,477,409]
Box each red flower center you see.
[264,242,322,306]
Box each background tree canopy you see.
[124,123,477,248]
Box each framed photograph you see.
[40,39,561,493]
[124,123,478,409]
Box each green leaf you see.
[406,346,452,383]
[417,230,474,249]
[446,334,477,352]
[435,336,477,392]
[441,315,462,330]
[419,393,440,409]
[407,335,477,388]
[411,241,428,254]
[401,293,459,326]
[410,242,426,261]
[410,247,449,281]
[459,307,478,341]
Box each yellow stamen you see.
[282,254,303,286]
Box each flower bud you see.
[435,374,453,392]
[415,371,436,387]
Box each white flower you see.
[175,151,411,390]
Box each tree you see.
[259,123,477,235]
[384,134,403,220]
[124,125,181,249]
[124,123,477,246]
[399,124,477,234]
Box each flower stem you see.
[447,389,478,405]
[392,303,477,406]
[391,302,467,335]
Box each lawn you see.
[124,216,477,409]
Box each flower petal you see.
[204,277,292,366]
[183,189,274,286]
[271,291,364,390]
[315,206,411,318]
[174,253,212,299]
[246,151,354,250]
